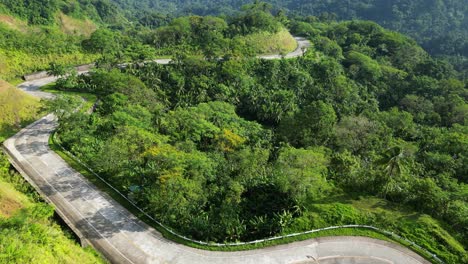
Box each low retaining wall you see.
[23,63,95,81]
[1,144,92,248]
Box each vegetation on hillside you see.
[0,1,295,80]
[0,80,41,141]
[0,1,466,263]
[107,0,468,57]
[0,153,105,264]
[50,17,467,263]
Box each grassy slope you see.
[0,178,31,218]
[41,82,97,104]
[0,13,98,81]
[58,12,96,37]
[0,163,105,264]
[0,80,41,142]
[238,28,297,55]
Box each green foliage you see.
[4,0,466,260]
[274,147,331,205]
[0,80,41,141]
[0,152,104,263]
[279,100,337,147]
[0,19,97,80]
[41,94,82,119]
[1,0,59,25]
[33,8,466,262]
[108,0,467,59]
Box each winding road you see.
[2,39,430,264]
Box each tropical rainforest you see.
[0,0,467,263]
[108,0,468,58]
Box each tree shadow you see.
[74,203,149,239]
[14,117,56,157]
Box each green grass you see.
[40,82,97,112]
[295,195,467,263]
[0,80,41,142]
[49,132,449,264]
[238,28,297,55]
[0,164,106,264]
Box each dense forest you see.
[45,8,468,262]
[108,0,468,73]
[2,0,465,58]
[4,0,464,58]
[0,1,467,263]
[0,0,297,80]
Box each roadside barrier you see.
[52,132,444,264]
[23,64,94,81]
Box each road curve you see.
[3,41,430,264]
[258,37,311,59]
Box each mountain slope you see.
[107,0,468,58]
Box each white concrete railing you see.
[52,132,444,264]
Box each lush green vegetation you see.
[0,0,119,80]
[0,0,123,25]
[0,1,296,80]
[49,17,467,263]
[0,80,41,141]
[1,1,466,262]
[108,0,468,57]
[0,153,105,263]
[105,0,468,79]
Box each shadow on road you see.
[75,206,149,239]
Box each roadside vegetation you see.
[49,14,467,263]
[0,0,296,81]
[0,80,41,141]
[0,158,105,263]
[0,1,466,263]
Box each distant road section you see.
[3,37,430,264]
[258,37,311,59]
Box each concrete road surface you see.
[2,39,431,264]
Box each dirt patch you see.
[0,79,12,93]
[0,14,28,32]
[59,13,96,37]
[0,195,24,217]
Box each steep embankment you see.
[0,80,41,141]
[0,0,101,81]
[0,152,105,264]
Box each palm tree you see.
[377,146,410,198]
[379,146,406,179]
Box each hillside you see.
[0,0,126,80]
[51,18,467,263]
[0,1,298,80]
[0,79,105,263]
[0,152,105,263]
[0,1,466,263]
[107,0,468,59]
[0,80,41,141]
